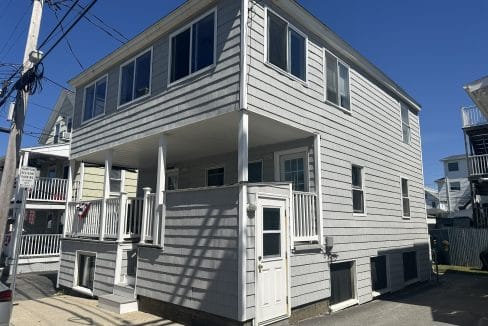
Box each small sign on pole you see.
[18,167,37,189]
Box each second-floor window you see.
[352,165,365,214]
[170,11,216,83]
[119,50,152,106]
[450,182,461,191]
[54,123,60,144]
[447,162,459,172]
[325,51,350,110]
[83,76,107,122]
[266,10,306,81]
[401,178,410,217]
[401,102,410,144]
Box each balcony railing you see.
[469,154,488,176]
[462,106,488,128]
[27,177,68,202]
[19,234,61,257]
[292,191,319,242]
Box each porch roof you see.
[76,111,313,169]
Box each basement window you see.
[119,49,152,106]
[170,10,216,83]
[266,9,307,81]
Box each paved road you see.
[300,271,488,326]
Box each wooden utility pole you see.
[0,0,44,256]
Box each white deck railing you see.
[104,197,121,238]
[68,199,103,238]
[126,198,144,237]
[462,106,488,128]
[292,191,319,242]
[19,234,61,257]
[140,192,155,242]
[469,154,488,176]
[27,177,68,202]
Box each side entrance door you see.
[256,196,289,325]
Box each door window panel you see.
[262,207,281,258]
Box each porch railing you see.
[292,191,319,242]
[19,234,61,257]
[469,154,488,176]
[462,106,488,128]
[27,177,68,202]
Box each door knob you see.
[258,263,263,273]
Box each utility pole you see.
[0,0,44,263]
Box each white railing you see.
[126,198,144,237]
[469,154,488,176]
[104,197,121,238]
[140,192,156,242]
[19,234,61,257]
[27,177,68,202]
[69,199,103,238]
[462,106,488,128]
[292,191,319,242]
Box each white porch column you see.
[139,187,152,244]
[63,160,75,237]
[237,109,248,321]
[314,133,324,246]
[22,151,29,167]
[100,150,113,241]
[77,161,84,201]
[117,192,128,242]
[154,135,167,246]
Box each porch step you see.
[98,294,138,314]
[113,284,136,299]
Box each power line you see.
[53,9,84,70]
[44,76,74,92]
[39,0,81,49]
[0,3,31,60]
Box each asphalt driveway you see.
[300,270,488,326]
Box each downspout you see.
[238,0,249,322]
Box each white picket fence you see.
[292,191,319,242]
[19,234,61,257]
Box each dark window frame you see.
[352,165,365,214]
[401,177,410,217]
[266,8,308,81]
[447,161,459,172]
[207,166,225,187]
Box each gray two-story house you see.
[58,1,430,325]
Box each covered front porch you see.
[63,111,324,246]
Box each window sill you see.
[81,113,105,127]
[325,99,352,115]
[263,61,308,87]
[353,212,367,217]
[402,215,411,220]
[117,92,152,111]
[167,63,216,89]
[329,298,358,312]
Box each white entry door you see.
[256,197,288,325]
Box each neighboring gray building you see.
[57,1,430,324]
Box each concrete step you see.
[98,294,138,314]
[113,284,135,299]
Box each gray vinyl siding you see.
[70,0,241,160]
[247,0,429,306]
[136,186,239,320]
[58,239,118,296]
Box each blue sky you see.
[0,0,487,188]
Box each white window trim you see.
[329,259,359,312]
[449,181,461,192]
[73,250,97,296]
[248,159,264,183]
[400,101,411,144]
[352,164,367,217]
[264,7,309,84]
[81,74,108,125]
[447,161,459,172]
[167,8,218,87]
[206,165,225,187]
[273,147,310,192]
[117,47,153,109]
[400,176,410,219]
[109,168,124,195]
[371,254,391,297]
[323,48,352,113]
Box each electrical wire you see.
[0,3,31,60]
[38,0,81,49]
[44,76,74,93]
[53,10,85,70]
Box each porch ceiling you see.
[79,111,312,169]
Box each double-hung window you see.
[401,102,411,144]
[401,178,410,217]
[325,51,350,110]
[352,165,365,214]
[447,162,459,172]
[266,10,306,81]
[119,50,152,106]
[170,11,216,83]
[110,169,122,193]
[83,76,107,122]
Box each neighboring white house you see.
[435,155,471,219]
[56,1,430,324]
